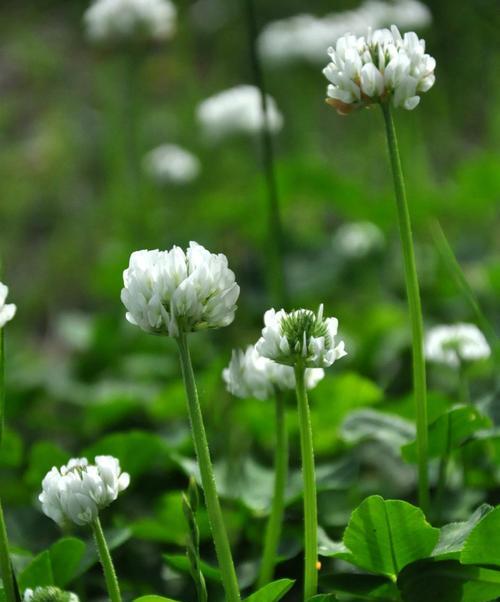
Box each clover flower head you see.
[323,24,435,114]
[143,144,201,185]
[333,221,385,259]
[425,323,491,368]
[39,455,130,526]
[256,305,347,368]
[23,588,79,602]
[121,242,240,337]
[0,282,16,328]
[223,344,324,400]
[197,85,283,140]
[84,0,177,45]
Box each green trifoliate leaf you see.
[342,495,439,579]
[461,505,500,566]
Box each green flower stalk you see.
[92,517,123,602]
[256,306,346,598]
[381,103,430,513]
[0,282,18,602]
[223,345,325,586]
[323,25,436,513]
[121,243,241,602]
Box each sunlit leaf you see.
[342,495,439,579]
[461,505,500,566]
[244,579,295,601]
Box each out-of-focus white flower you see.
[223,344,324,399]
[425,323,491,367]
[0,282,16,329]
[23,587,79,602]
[256,305,347,368]
[39,456,130,527]
[143,144,201,185]
[258,0,431,66]
[84,0,177,45]
[333,221,385,258]
[323,25,435,114]
[121,242,239,337]
[197,85,283,140]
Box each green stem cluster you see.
[92,517,122,602]
[257,389,288,588]
[381,104,430,514]
[294,365,318,599]
[176,332,241,602]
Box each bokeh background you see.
[1,0,499,600]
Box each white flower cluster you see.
[425,323,491,367]
[0,282,16,328]
[143,144,201,185]
[197,85,283,140]
[223,345,324,400]
[121,242,240,337]
[258,0,431,66]
[323,25,436,114]
[39,456,130,526]
[23,588,79,602]
[333,221,385,259]
[84,0,177,45]
[256,305,347,369]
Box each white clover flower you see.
[143,144,201,185]
[0,282,16,329]
[23,588,79,602]
[425,323,491,368]
[256,305,347,369]
[323,25,435,114]
[258,0,431,66]
[84,0,177,45]
[121,242,239,337]
[39,456,130,527]
[333,221,385,259]
[223,345,324,400]
[196,85,283,140]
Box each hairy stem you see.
[92,516,122,602]
[176,333,241,602]
[294,364,318,599]
[382,103,430,514]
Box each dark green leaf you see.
[321,573,400,601]
[402,407,491,463]
[398,559,500,602]
[49,537,86,587]
[341,409,415,453]
[18,551,54,591]
[342,495,439,579]
[133,597,181,602]
[244,579,295,602]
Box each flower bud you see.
[256,305,347,368]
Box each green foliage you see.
[402,406,491,463]
[341,496,440,579]
[243,579,295,601]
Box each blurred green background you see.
[0,0,499,600]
